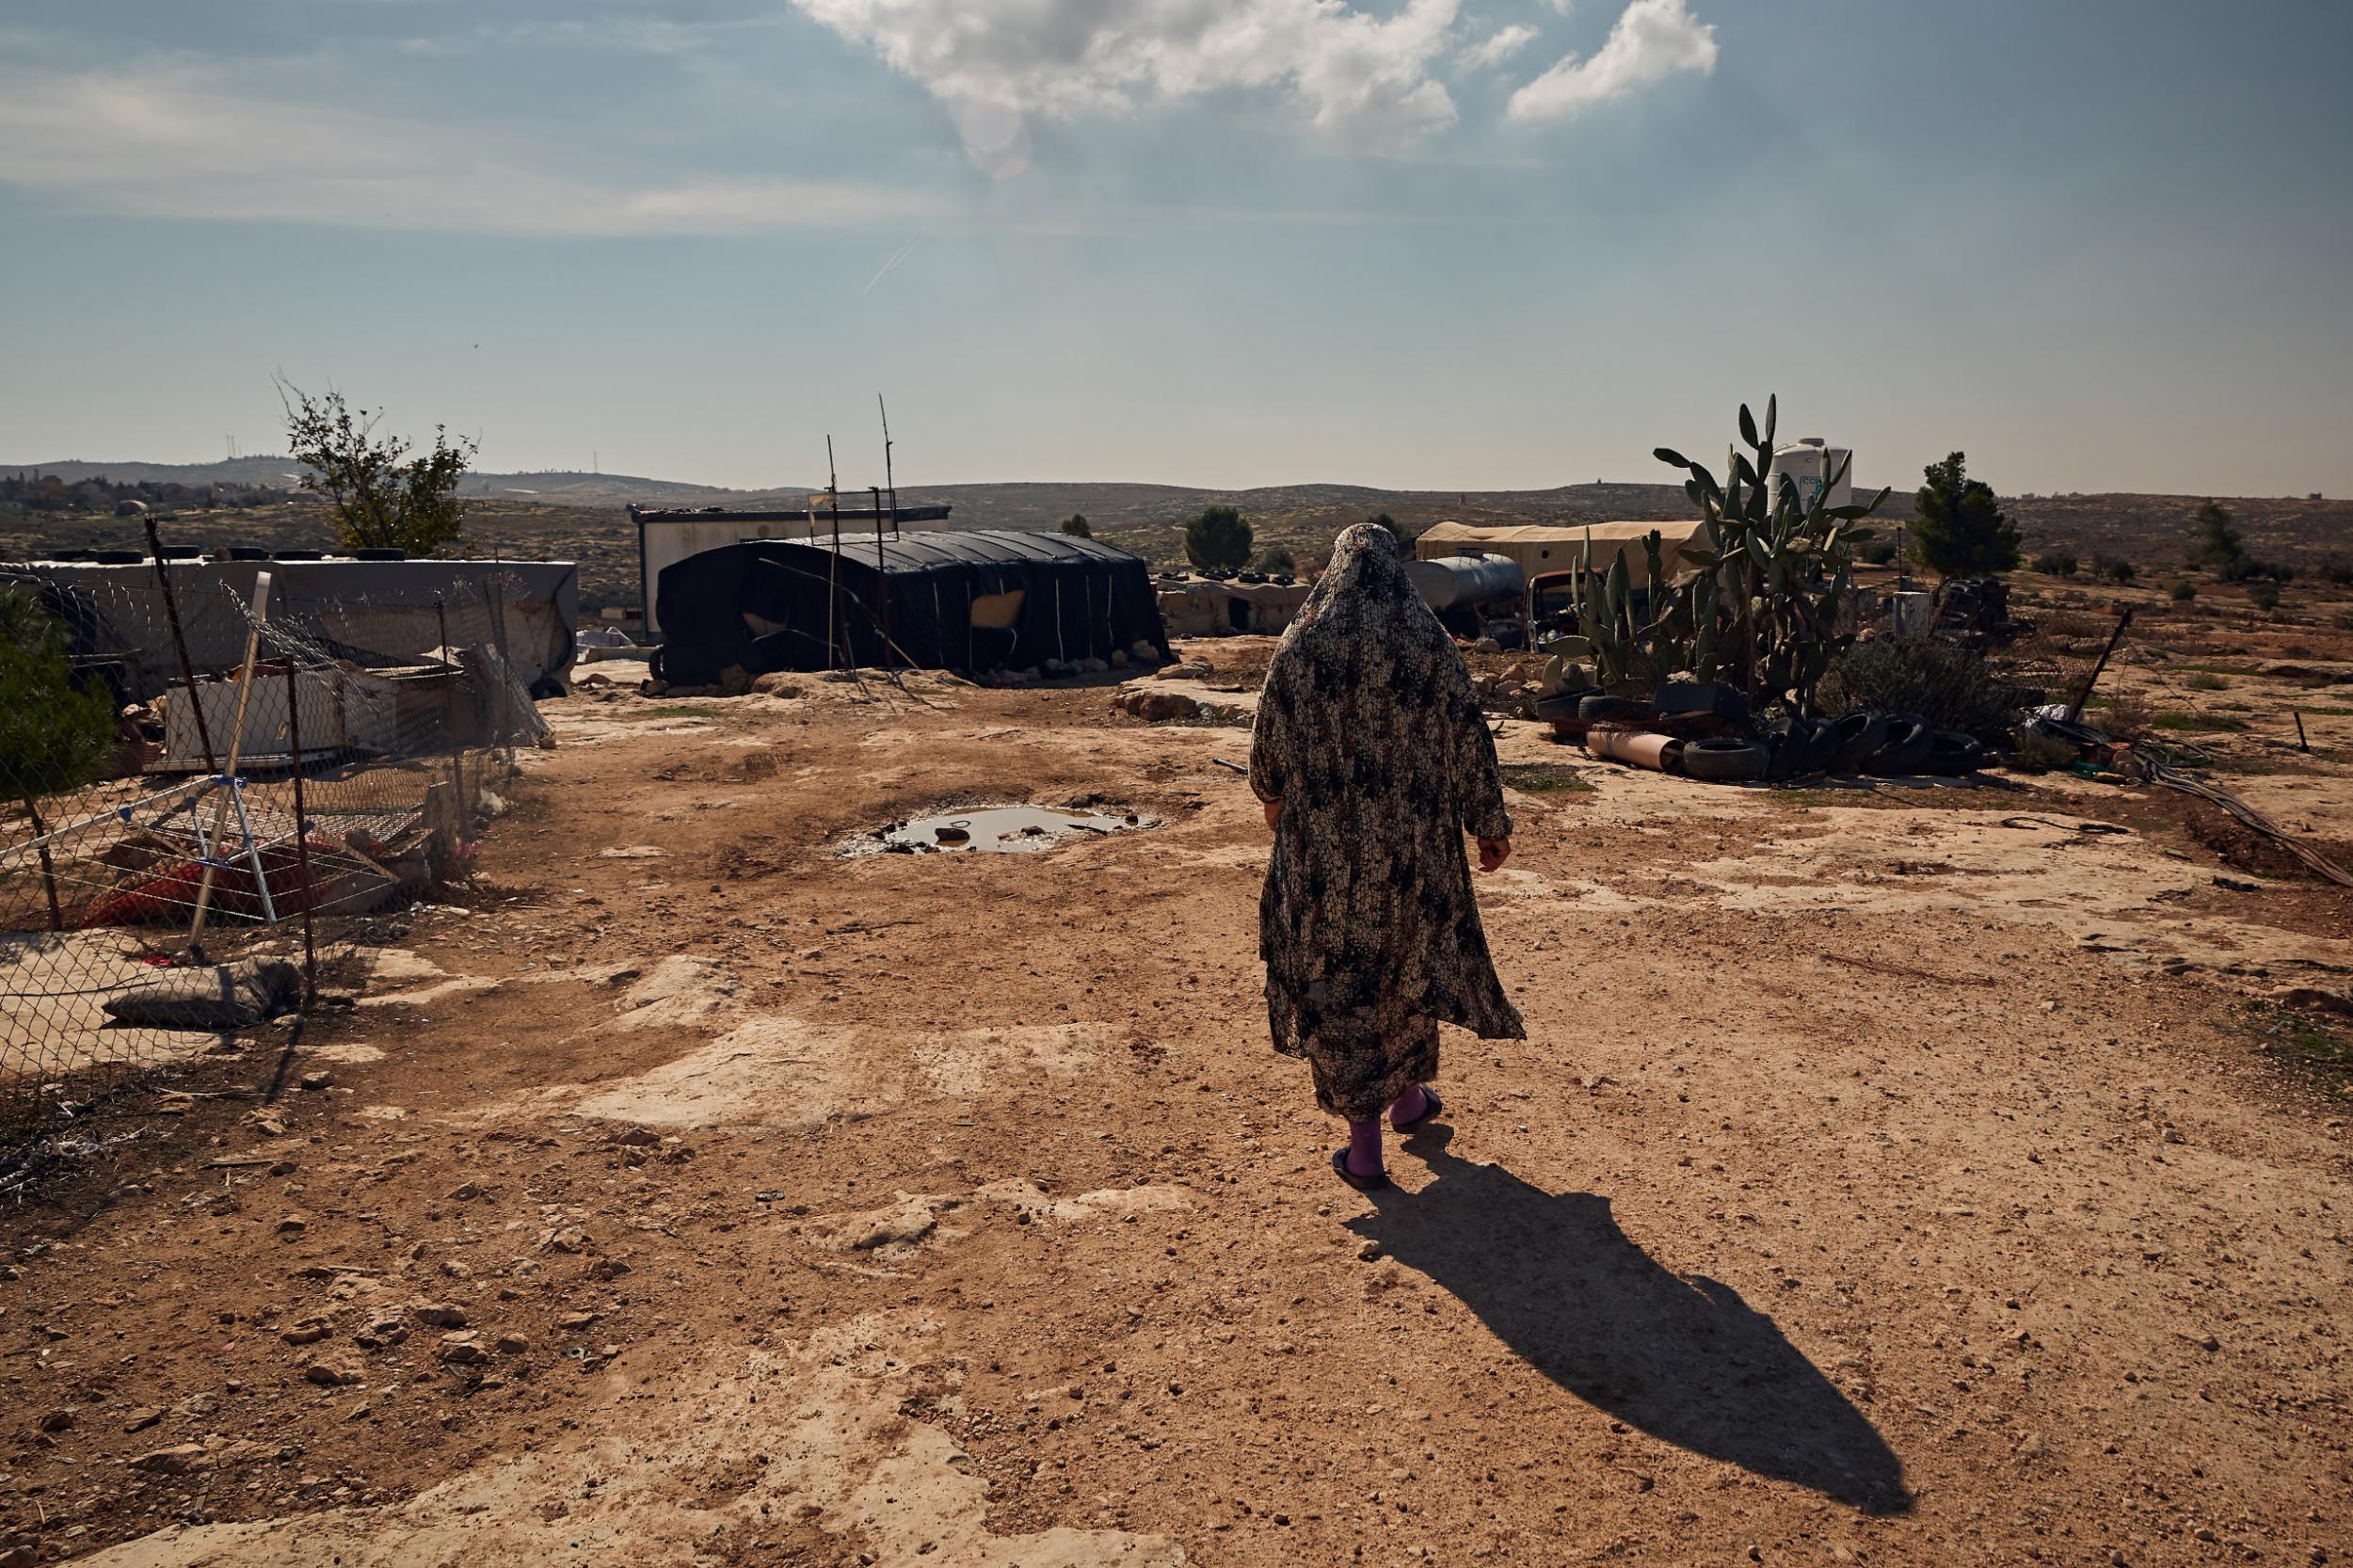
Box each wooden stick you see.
[2295,712,2311,753]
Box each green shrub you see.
[1,590,118,800]
[2248,583,2281,613]
[1184,505,1254,573]
[2169,581,2196,602]
[2031,552,2078,577]
[1817,637,2029,744]
[2093,555,2137,584]
[2184,671,2227,691]
[1059,514,1092,538]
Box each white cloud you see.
[1507,0,1715,123]
[789,0,1464,173]
[1457,23,1537,71]
[0,60,938,235]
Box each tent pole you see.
[871,484,889,674]
[825,436,841,671]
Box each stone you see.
[438,1333,485,1365]
[495,1332,531,1355]
[2274,986,2353,1017]
[588,1256,632,1281]
[132,1443,209,1476]
[281,1320,332,1346]
[304,1362,361,1386]
[355,1315,408,1349]
[447,1181,481,1201]
[717,664,753,696]
[1356,1240,1383,1263]
[2256,659,2353,685]
[298,1070,333,1091]
[1110,650,1128,668]
[415,1304,468,1328]
[557,1310,598,1331]
[1139,692,1201,723]
[122,1406,165,1434]
[104,958,302,1032]
[749,673,805,697]
[35,1408,74,1433]
[277,1214,308,1238]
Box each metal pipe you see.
[282,659,317,1003]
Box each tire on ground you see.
[1680,737,1769,783]
[1864,717,1936,776]
[1578,695,1657,724]
[1827,712,1888,773]
[1921,729,1984,776]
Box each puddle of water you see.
[870,806,1151,856]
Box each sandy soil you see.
[2,638,2348,1568]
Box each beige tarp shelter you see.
[1413,520,1708,591]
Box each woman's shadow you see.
[1351,1127,1912,1515]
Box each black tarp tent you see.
[653,531,1172,681]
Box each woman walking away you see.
[1249,522,1524,1192]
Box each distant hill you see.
[2,456,757,507]
[7,460,2343,611]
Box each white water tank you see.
[1764,438,1853,514]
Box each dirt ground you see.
[3,636,2349,1568]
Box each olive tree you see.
[281,382,476,556]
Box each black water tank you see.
[353,547,408,561]
[88,550,145,564]
[226,547,270,561]
[271,549,327,561]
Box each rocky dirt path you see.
[3,657,2347,1568]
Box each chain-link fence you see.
[0,554,550,1153]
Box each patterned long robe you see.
[1249,523,1526,1121]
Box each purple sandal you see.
[1331,1148,1389,1192]
[1390,1086,1443,1133]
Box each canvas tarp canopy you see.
[654,530,1172,681]
[3,558,579,702]
[1413,520,1708,591]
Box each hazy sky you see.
[5,0,2349,498]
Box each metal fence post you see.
[144,517,218,776]
[282,659,317,1005]
[22,798,62,931]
